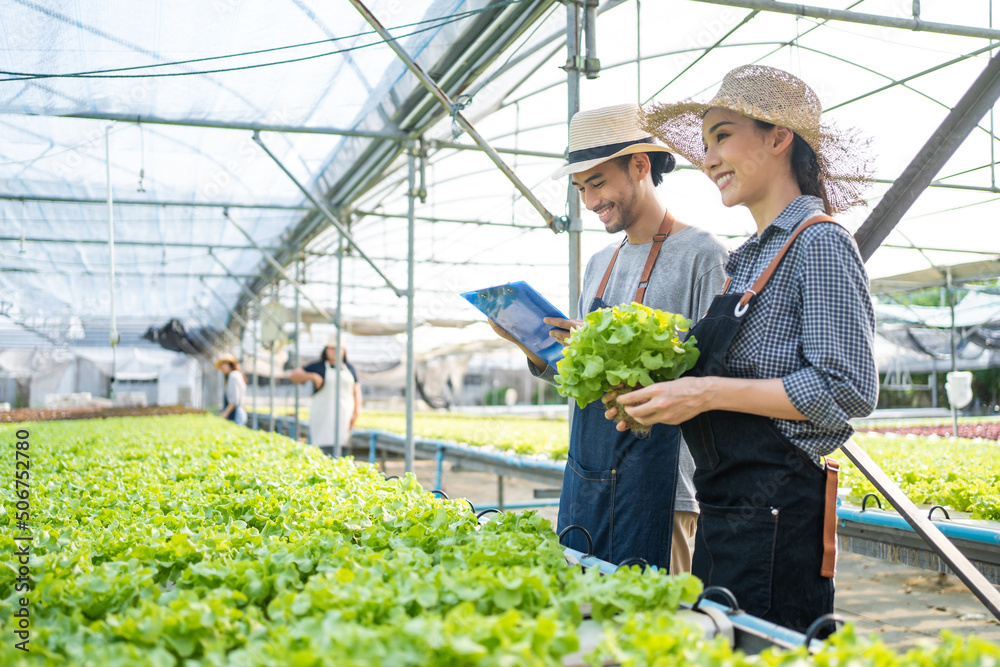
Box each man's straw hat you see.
[550,103,674,180]
[641,64,873,212]
[214,353,238,371]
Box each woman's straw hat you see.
[550,103,674,180]
[641,64,873,212]
[214,353,238,371]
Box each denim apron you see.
[680,215,838,633]
[557,211,683,568]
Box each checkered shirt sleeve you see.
[724,196,879,459]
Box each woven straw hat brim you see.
[550,142,673,180]
[214,354,238,370]
[641,100,873,213]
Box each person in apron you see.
[215,353,248,426]
[490,104,728,572]
[289,336,361,454]
[606,66,878,632]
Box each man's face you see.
[571,157,640,234]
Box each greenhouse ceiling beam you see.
[692,0,1000,41]
[856,49,1000,261]
[3,267,259,279]
[43,113,555,162]
[56,112,408,141]
[351,209,547,230]
[0,192,310,210]
[201,277,249,332]
[251,132,405,297]
[350,0,561,232]
[0,235,284,252]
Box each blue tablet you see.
[461,281,570,368]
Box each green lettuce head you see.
[554,303,699,409]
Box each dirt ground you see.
[370,456,1000,651]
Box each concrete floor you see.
[368,457,1000,651]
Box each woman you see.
[215,353,248,427]
[605,65,878,632]
[289,335,361,454]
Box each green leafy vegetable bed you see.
[355,410,570,460]
[841,434,1000,521]
[0,415,697,665]
[357,415,1000,522]
[1,415,997,665]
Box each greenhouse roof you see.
[2,0,1000,354]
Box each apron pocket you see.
[680,413,720,471]
[563,455,617,561]
[695,502,778,618]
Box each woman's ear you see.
[772,126,795,155]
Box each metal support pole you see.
[334,239,345,458]
[565,1,583,320]
[948,268,958,438]
[349,0,561,232]
[105,125,120,399]
[435,445,445,491]
[691,0,1000,41]
[583,0,601,80]
[855,49,1000,260]
[269,287,276,434]
[294,257,301,441]
[224,210,336,319]
[497,475,505,512]
[251,309,259,430]
[565,0,584,429]
[405,142,417,475]
[250,133,405,297]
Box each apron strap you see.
[634,210,676,304]
[821,456,840,578]
[737,214,839,311]
[593,238,627,304]
[592,209,677,306]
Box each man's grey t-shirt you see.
[533,224,729,514]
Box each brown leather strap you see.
[737,215,839,309]
[593,209,676,306]
[821,457,840,578]
[721,277,732,294]
[634,210,676,304]
[593,238,627,304]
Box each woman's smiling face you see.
[701,108,775,210]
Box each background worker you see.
[491,103,728,573]
[215,353,248,427]
[289,335,362,454]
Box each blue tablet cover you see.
[461,281,569,368]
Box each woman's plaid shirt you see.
[723,195,879,459]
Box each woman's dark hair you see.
[754,120,831,214]
[319,346,348,365]
[611,151,676,187]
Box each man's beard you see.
[604,182,639,234]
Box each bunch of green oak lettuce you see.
[555,303,699,433]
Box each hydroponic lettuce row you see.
[840,433,1000,521]
[0,415,700,666]
[554,303,699,409]
[5,415,998,666]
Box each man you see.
[490,103,728,572]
